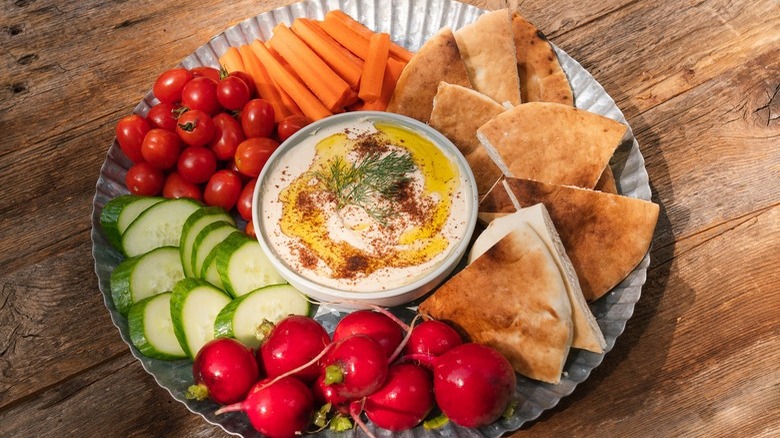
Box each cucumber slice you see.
[214,284,309,349]
[179,206,235,278]
[121,198,202,257]
[191,222,240,280]
[128,292,186,360]
[110,246,184,315]
[201,247,224,290]
[170,278,232,358]
[215,233,287,298]
[100,195,164,249]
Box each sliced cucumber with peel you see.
[121,198,201,257]
[128,292,186,360]
[179,206,235,278]
[110,246,184,315]
[100,195,164,249]
[170,278,232,359]
[215,233,287,298]
[214,284,310,349]
[201,246,224,290]
[191,221,240,279]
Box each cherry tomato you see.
[153,68,193,104]
[277,115,309,142]
[245,220,256,237]
[230,71,257,98]
[163,172,203,201]
[217,76,251,111]
[241,99,275,138]
[177,146,217,184]
[191,66,221,82]
[236,178,257,221]
[234,137,279,178]
[182,76,222,116]
[204,169,243,210]
[176,109,216,147]
[115,114,150,163]
[209,113,245,161]
[141,128,181,170]
[146,102,179,131]
[125,162,164,196]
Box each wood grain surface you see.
[1,0,778,437]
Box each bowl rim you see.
[251,111,479,301]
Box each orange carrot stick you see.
[326,9,414,62]
[249,39,332,121]
[359,33,390,102]
[237,45,290,122]
[251,41,305,119]
[359,64,396,111]
[385,57,406,84]
[318,14,371,59]
[291,18,363,88]
[269,24,352,112]
[219,46,246,73]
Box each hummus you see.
[259,117,472,292]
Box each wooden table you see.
[1,0,778,436]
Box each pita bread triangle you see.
[511,12,573,106]
[419,221,573,384]
[480,177,659,301]
[477,101,628,189]
[429,82,506,196]
[386,27,472,123]
[454,8,522,106]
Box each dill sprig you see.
[313,150,415,226]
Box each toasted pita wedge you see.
[386,27,472,122]
[453,9,522,106]
[481,177,659,301]
[470,204,606,353]
[595,165,618,194]
[429,82,506,196]
[477,102,627,189]
[419,221,573,383]
[511,12,573,106]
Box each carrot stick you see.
[358,64,396,111]
[291,18,363,88]
[250,41,305,119]
[385,57,406,84]
[359,33,390,102]
[219,46,246,73]
[318,14,371,59]
[237,45,290,122]
[249,39,332,121]
[269,24,352,112]
[326,9,414,62]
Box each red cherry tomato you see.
[177,146,217,184]
[229,71,257,98]
[163,172,203,201]
[141,128,181,170]
[146,102,179,131]
[241,99,275,138]
[204,169,242,210]
[234,137,279,178]
[176,109,216,147]
[277,115,310,142]
[191,66,221,82]
[153,68,193,104]
[125,162,164,196]
[236,178,257,221]
[181,76,222,116]
[209,113,245,161]
[115,114,150,163]
[217,75,251,111]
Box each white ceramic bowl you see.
[252,111,478,308]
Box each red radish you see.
[322,334,389,400]
[186,338,259,405]
[217,376,314,438]
[311,373,350,414]
[404,343,516,428]
[333,310,405,358]
[362,363,435,431]
[404,320,463,357]
[259,315,331,384]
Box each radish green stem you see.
[423,414,449,429]
[185,383,209,401]
[323,364,344,385]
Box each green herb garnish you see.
[313,150,415,226]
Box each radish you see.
[322,334,389,400]
[404,320,463,357]
[259,315,331,384]
[404,343,516,428]
[362,363,435,431]
[333,309,405,358]
[186,337,259,405]
[216,376,314,438]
